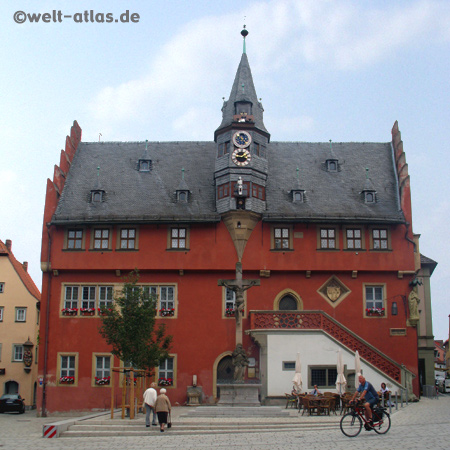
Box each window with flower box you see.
[160,286,175,316]
[99,286,113,312]
[158,357,175,387]
[93,355,111,386]
[63,286,79,315]
[58,353,77,385]
[364,285,385,317]
[225,288,236,317]
[81,286,96,312]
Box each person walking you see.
[154,388,172,432]
[143,382,157,427]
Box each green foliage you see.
[99,270,172,371]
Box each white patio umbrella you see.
[355,350,362,389]
[292,352,302,393]
[335,349,347,394]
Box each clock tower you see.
[214,27,270,260]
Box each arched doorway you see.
[5,380,19,394]
[213,353,234,399]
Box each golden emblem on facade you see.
[326,286,341,302]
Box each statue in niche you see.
[408,285,420,323]
[232,344,249,383]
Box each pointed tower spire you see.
[215,27,269,141]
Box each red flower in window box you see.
[365,307,385,316]
[158,377,173,386]
[61,308,78,316]
[80,308,96,315]
[95,376,111,385]
[225,308,235,317]
[59,376,75,384]
[160,309,175,317]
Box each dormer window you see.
[326,159,338,172]
[177,191,189,203]
[139,159,152,172]
[364,191,376,203]
[292,190,304,203]
[91,190,104,203]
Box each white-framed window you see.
[225,288,236,310]
[61,355,76,377]
[160,286,174,309]
[95,355,111,379]
[13,344,24,361]
[65,286,79,309]
[82,286,96,309]
[159,357,174,382]
[0,306,3,322]
[365,285,384,310]
[99,286,113,308]
[0,282,4,293]
[15,307,27,322]
[142,286,157,300]
[93,228,110,249]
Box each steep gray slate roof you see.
[52,140,405,225]
[265,141,404,223]
[53,141,220,224]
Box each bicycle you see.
[340,400,391,437]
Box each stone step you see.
[181,406,292,417]
[61,421,338,438]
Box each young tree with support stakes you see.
[99,270,172,372]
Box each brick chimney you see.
[5,239,12,252]
[22,261,28,272]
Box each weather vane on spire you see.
[241,20,248,54]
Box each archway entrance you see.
[216,355,233,398]
[5,380,19,394]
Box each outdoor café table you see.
[303,396,330,415]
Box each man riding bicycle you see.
[350,375,378,429]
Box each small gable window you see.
[91,191,103,203]
[364,191,376,203]
[326,159,338,172]
[177,191,188,202]
[292,190,304,203]
[139,160,151,172]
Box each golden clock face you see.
[232,148,251,166]
[232,131,252,148]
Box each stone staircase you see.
[59,407,341,438]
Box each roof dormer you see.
[90,166,105,203]
[361,168,377,203]
[138,140,152,172]
[175,168,190,203]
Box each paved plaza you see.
[1,395,449,450]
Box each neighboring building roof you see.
[0,240,41,301]
[52,140,404,225]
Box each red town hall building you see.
[37,33,424,414]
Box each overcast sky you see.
[1,0,449,340]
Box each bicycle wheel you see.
[372,411,391,434]
[340,412,362,437]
